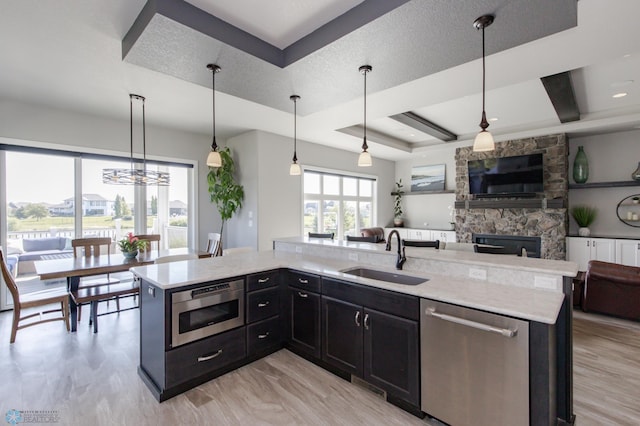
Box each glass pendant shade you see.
[473,129,495,152]
[289,162,301,176]
[358,150,372,167]
[207,150,222,168]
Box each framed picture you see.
[411,164,445,192]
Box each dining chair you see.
[72,237,120,321]
[403,239,440,249]
[154,253,198,264]
[308,232,334,239]
[206,233,222,257]
[1,249,70,343]
[346,235,379,243]
[134,234,161,252]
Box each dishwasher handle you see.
[426,308,517,338]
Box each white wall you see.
[0,99,217,250]
[395,144,456,229]
[228,130,396,251]
[568,129,640,238]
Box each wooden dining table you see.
[35,248,207,332]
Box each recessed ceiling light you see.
[611,80,634,88]
[613,92,628,98]
[408,133,415,137]
[623,54,632,58]
[489,117,498,122]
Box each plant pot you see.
[393,218,404,227]
[122,250,138,259]
[578,227,590,237]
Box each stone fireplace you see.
[455,134,568,260]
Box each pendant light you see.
[472,14,495,152]
[206,63,222,168]
[289,95,302,176]
[358,65,373,167]
[102,94,170,186]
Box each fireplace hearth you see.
[473,234,542,258]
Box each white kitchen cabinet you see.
[615,239,640,267]
[566,237,616,271]
[431,230,456,242]
[407,229,430,240]
[384,228,408,241]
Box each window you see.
[303,170,376,240]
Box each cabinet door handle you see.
[587,241,590,247]
[198,349,223,362]
[364,313,369,330]
[258,332,270,339]
[258,277,270,283]
[593,241,596,247]
[355,311,361,327]
[258,301,270,308]
[637,243,640,250]
[298,278,309,284]
[297,292,308,298]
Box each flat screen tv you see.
[468,153,544,198]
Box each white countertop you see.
[274,236,578,277]
[131,250,565,324]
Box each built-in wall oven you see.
[171,279,244,347]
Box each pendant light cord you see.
[480,25,488,130]
[129,95,133,170]
[142,96,146,172]
[212,67,217,150]
[363,68,367,150]
[293,96,297,162]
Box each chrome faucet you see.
[385,230,406,270]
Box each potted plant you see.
[571,205,597,237]
[393,179,404,227]
[117,232,148,259]
[207,147,244,256]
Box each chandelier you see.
[102,94,170,185]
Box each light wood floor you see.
[0,304,638,425]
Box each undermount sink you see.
[341,267,428,285]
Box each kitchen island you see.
[132,239,577,425]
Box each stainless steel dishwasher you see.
[420,299,529,426]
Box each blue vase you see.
[123,250,138,259]
[573,146,589,184]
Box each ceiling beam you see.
[540,71,580,123]
[389,112,457,142]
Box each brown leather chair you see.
[134,234,161,252]
[583,260,640,321]
[359,227,385,242]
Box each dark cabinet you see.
[165,327,246,387]
[287,284,321,359]
[321,278,420,407]
[322,296,363,375]
[245,270,282,357]
[363,308,419,406]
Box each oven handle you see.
[198,349,223,362]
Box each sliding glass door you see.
[0,146,194,310]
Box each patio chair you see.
[206,233,222,257]
[134,234,161,252]
[1,249,70,343]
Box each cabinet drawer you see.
[247,270,280,292]
[322,278,419,321]
[247,287,280,323]
[289,270,321,293]
[247,316,281,355]
[165,327,246,387]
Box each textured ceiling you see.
[122,0,577,116]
